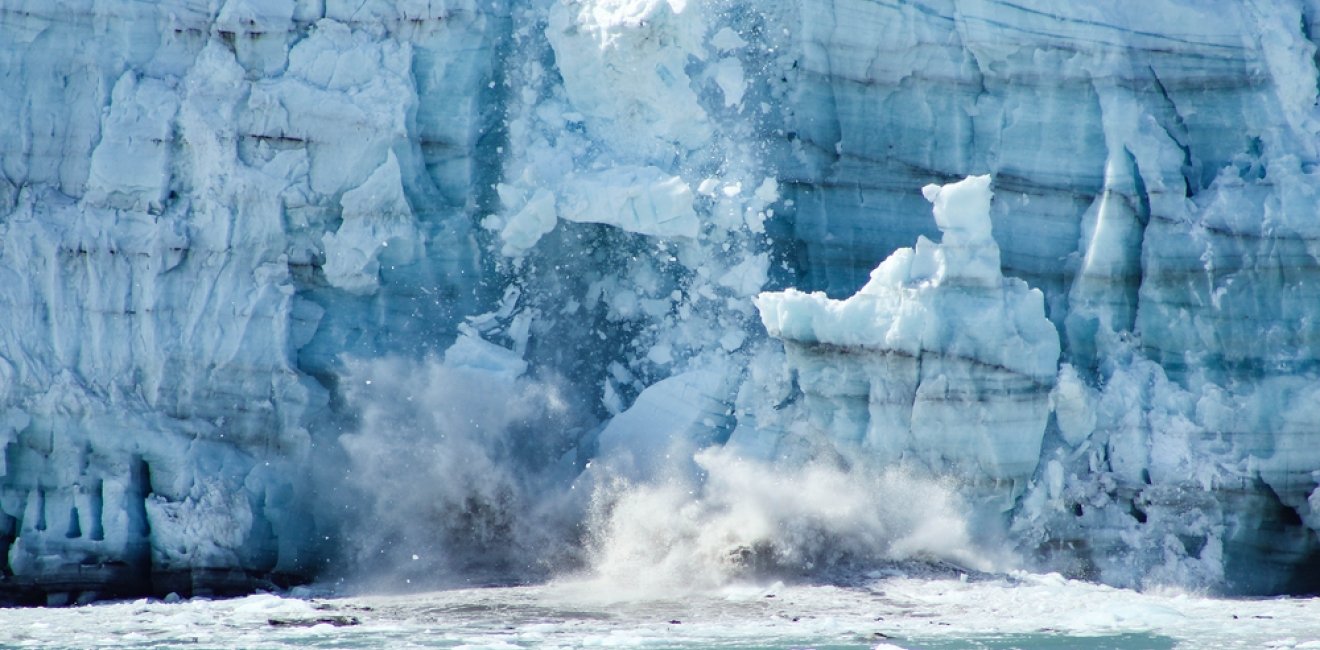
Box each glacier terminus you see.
[3,0,1320,603]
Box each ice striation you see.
[756,176,1059,514]
[780,0,1320,594]
[2,0,1320,601]
[0,0,501,601]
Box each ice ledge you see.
[756,176,1060,509]
[757,175,1059,384]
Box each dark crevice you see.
[65,506,81,539]
[128,456,152,539]
[1145,65,1199,195]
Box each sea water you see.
[1,572,1315,650]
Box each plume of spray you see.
[330,337,1003,595]
[573,446,1001,597]
[333,335,591,590]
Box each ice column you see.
[756,176,1060,510]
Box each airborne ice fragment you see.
[499,188,558,256]
[711,27,748,52]
[496,166,700,255]
[593,370,730,481]
[557,167,700,239]
[546,0,711,162]
[713,58,746,108]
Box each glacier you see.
[3,0,1320,602]
[755,175,1059,515]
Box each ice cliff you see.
[756,175,1059,514]
[3,0,1320,601]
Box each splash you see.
[334,336,590,589]
[331,335,998,594]
[576,448,997,596]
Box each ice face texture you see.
[0,0,499,600]
[756,176,1060,514]
[4,0,1320,599]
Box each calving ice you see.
[0,0,1318,608]
[755,175,1059,516]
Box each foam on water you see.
[0,575,1318,649]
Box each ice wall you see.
[784,0,1320,594]
[4,0,1320,600]
[0,0,504,601]
[756,176,1059,513]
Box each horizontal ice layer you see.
[774,0,1320,594]
[757,176,1059,510]
[782,0,1318,306]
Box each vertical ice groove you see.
[0,0,500,598]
